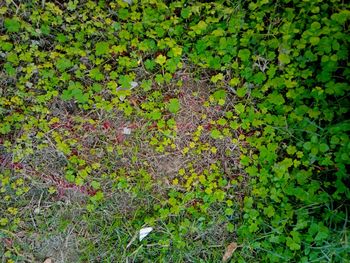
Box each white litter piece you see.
[139,227,153,241]
[122,127,131,135]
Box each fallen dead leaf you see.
[43,258,53,263]
[222,242,238,262]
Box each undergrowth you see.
[0,0,349,262]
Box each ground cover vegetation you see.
[0,0,349,262]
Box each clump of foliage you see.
[0,0,349,262]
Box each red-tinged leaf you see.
[103,121,111,130]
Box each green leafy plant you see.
[167,98,180,114]
[1,0,349,262]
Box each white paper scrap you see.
[122,127,131,135]
[139,227,153,241]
